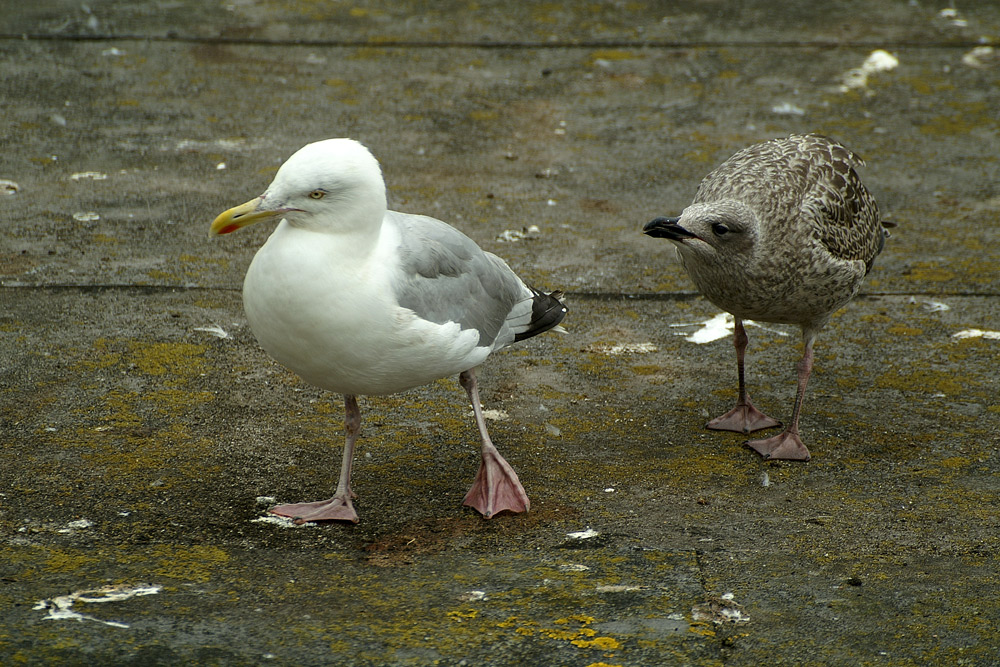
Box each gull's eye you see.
[308,190,326,200]
[711,222,730,236]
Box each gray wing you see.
[386,210,533,349]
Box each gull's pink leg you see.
[707,318,782,433]
[459,369,530,518]
[746,336,814,462]
[270,394,362,523]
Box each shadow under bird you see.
[644,133,887,461]
[210,138,566,522]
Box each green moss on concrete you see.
[144,545,231,583]
[875,366,968,396]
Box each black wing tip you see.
[514,288,567,342]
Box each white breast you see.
[243,221,491,396]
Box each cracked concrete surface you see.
[2,2,999,665]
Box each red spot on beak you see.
[218,224,240,235]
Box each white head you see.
[210,138,387,236]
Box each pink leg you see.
[270,394,362,523]
[746,337,814,462]
[707,318,782,433]
[459,369,530,518]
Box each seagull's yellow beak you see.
[209,197,283,236]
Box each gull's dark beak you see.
[643,216,698,241]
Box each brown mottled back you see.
[694,134,884,273]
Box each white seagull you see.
[210,138,566,523]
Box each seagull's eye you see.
[711,222,730,236]
[308,190,326,200]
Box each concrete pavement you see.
[2,2,999,664]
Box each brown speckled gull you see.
[644,134,887,461]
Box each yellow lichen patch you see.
[531,612,624,651]
[311,400,339,415]
[178,254,230,278]
[145,269,180,282]
[447,609,479,621]
[92,389,144,430]
[572,636,622,650]
[939,456,970,469]
[688,621,716,637]
[192,297,227,309]
[919,114,993,136]
[560,614,595,624]
[73,338,122,371]
[128,341,208,378]
[44,550,101,573]
[906,265,955,282]
[348,47,388,60]
[323,79,359,104]
[682,148,715,164]
[145,544,230,583]
[951,256,1000,287]
[836,376,859,390]
[78,383,218,488]
[586,663,625,667]
[143,389,215,417]
[875,367,968,396]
